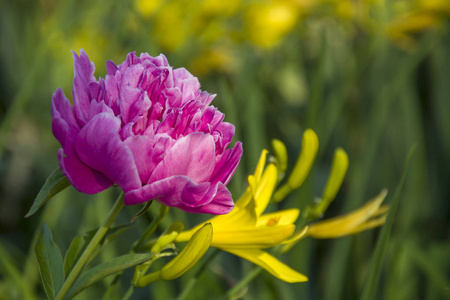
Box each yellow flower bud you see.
[150,222,185,254]
[136,223,213,286]
[160,223,212,280]
[271,139,288,177]
[273,129,319,202]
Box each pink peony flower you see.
[51,50,242,214]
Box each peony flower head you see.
[51,50,242,214]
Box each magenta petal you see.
[106,60,118,76]
[72,50,96,125]
[75,113,141,192]
[124,176,210,207]
[210,141,243,185]
[58,149,113,194]
[150,133,216,183]
[51,88,79,148]
[183,183,234,214]
[124,135,157,184]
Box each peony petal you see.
[124,133,175,184]
[120,86,151,124]
[181,182,234,215]
[106,60,118,76]
[124,135,156,184]
[124,175,209,207]
[75,112,141,192]
[51,88,79,149]
[210,141,243,185]
[72,50,96,125]
[58,149,113,194]
[149,133,216,184]
[225,248,308,283]
[88,100,114,121]
[173,68,200,105]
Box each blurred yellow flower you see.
[189,45,239,76]
[200,0,242,16]
[134,0,162,18]
[388,0,450,48]
[244,1,300,48]
[153,1,189,51]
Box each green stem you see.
[55,192,124,300]
[176,249,220,300]
[122,286,135,300]
[132,205,169,252]
[104,204,168,299]
[224,267,262,300]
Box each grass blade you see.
[360,146,416,300]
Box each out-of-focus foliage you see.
[1,0,449,299]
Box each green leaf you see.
[25,168,70,218]
[64,224,131,277]
[63,232,95,278]
[360,146,415,300]
[131,200,153,223]
[34,222,65,300]
[66,253,153,299]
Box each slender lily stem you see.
[55,192,125,300]
[176,249,220,300]
[224,267,262,300]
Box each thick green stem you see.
[55,192,124,300]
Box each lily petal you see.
[226,248,308,283]
[257,208,300,227]
[307,189,388,238]
[211,224,295,249]
[251,164,278,216]
[253,149,268,181]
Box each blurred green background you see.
[0,0,449,299]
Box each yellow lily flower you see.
[176,150,308,283]
[306,189,389,239]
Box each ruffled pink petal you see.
[58,149,113,194]
[181,182,234,214]
[106,60,118,76]
[173,68,201,104]
[72,50,96,125]
[124,135,157,184]
[75,112,141,192]
[88,100,114,121]
[149,133,216,184]
[120,86,151,124]
[51,88,79,149]
[210,141,243,185]
[124,176,210,207]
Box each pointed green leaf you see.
[63,232,95,278]
[131,200,153,223]
[25,168,70,218]
[102,224,132,246]
[66,253,153,299]
[34,222,65,300]
[64,224,131,277]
